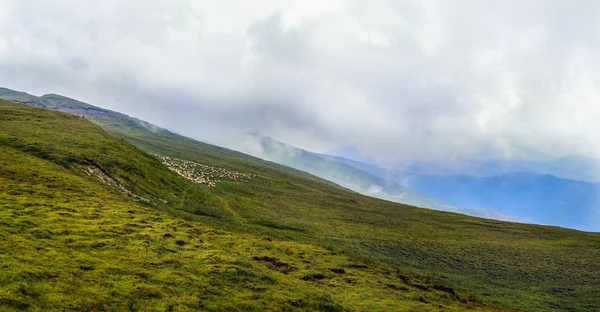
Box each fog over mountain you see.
[3,0,600,167]
[250,135,525,223]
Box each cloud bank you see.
[2,0,600,165]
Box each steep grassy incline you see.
[0,101,501,311]
[2,90,600,311]
[0,87,338,187]
[76,106,600,311]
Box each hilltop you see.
[1,88,600,311]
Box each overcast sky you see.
[2,0,600,165]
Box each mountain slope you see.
[1,100,499,311]
[256,136,521,222]
[2,89,600,311]
[257,136,457,210]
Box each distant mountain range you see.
[252,135,523,222]
[255,135,600,231]
[404,156,600,183]
[405,172,600,230]
[318,152,600,231]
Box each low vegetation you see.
[1,96,600,311]
[0,101,505,311]
[87,110,600,311]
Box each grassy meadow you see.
[0,97,599,311]
[89,106,600,311]
[0,101,506,311]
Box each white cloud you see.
[2,0,600,165]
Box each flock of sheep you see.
[151,153,256,187]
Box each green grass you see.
[0,101,506,311]
[1,94,600,311]
[87,111,600,311]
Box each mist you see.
[2,0,600,167]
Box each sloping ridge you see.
[1,89,600,311]
[0,87,518,222]
[0,88,344,189]
[0,100,513,311]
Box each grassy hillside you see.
[0,101,500,311]
[81,103,600,311]
[1,90,600,311]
